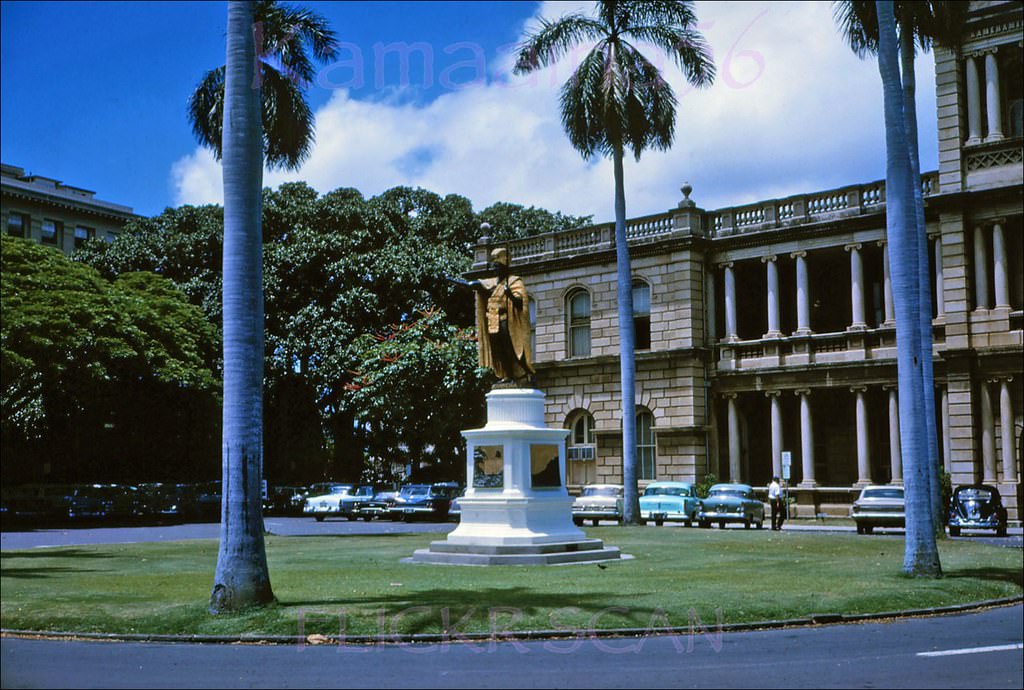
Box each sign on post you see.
[781,451,792,481]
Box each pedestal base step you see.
[406,539,624,566]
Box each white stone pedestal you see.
[410,388,623,565]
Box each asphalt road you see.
[2,605,1022,688]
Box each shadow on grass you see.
[0,548,117,560]
[944,567,1024,588]
[281,587,662,634]
[1,566,102,579]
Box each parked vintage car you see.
[948,484,1008,537]
[571,484,624,526]
[386,482,461,522]
[302,484,355,521]
[355,488,396,521]
[697,483,765,529]
[851,485,905,534]
[448,488,467,522]
[639,481,701,526]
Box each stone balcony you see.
[474,172,941,269]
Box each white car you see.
[572,484,624,526]
[302,484,355,521]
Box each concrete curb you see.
[3,595,1021,646]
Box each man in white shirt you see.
[768,476,784,531]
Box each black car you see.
[386,482,461,522]
[948,484,1008,537]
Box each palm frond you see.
[513,14,607,74]
[927,1,970,49]
[187,67,226,160]
[261,64,314,171]
[832,0,878,58]
[624,0,699,34]
[255,1,339,85]
[624,25,714,88]
[559,46,612,158]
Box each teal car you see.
[639,481,701,527]
[697,483,765,529]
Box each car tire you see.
[996,524,1007,538]
[743,518,751,529]
[864,525,874,534]
[699,520,710,529]
[315,515,325,522]
[573,517,583,526]
[756,520,764,530]
[856,524,864,535]
[718,521,726,529]
[592,519,600,527]
[655,518,664,527]
[949,526,960,537]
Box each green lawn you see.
[1,528,1020,639]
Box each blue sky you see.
[1,1,939,221]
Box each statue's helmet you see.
[490,247,510,266]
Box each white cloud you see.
[171,1,938,223]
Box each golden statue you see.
[468,248,535,385]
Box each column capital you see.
[723,392,738,400]
[761,254,777,264]
[718,261,734,270]
[794,388,811,397]
[790,250,807,259]
[764,390,782,398]
[990,217,1007,226]
[876,239,887,248]
[927,231,941,241]
[844,242,862,252]
[882,383,898,392]
[850,385,868,394]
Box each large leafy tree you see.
[514,0,714,523]
[1,236,219,484]
[200,0,337,614]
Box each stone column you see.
[979,380,997,483]
[796,389,816,487]
[941,386,952,474]
[933,234,945,317]
[792,251,811,335]
[763,255,781,338]
[973,225,989,310]
[885,385,902,484]
[846,243,866,329]
[705,264,717,345]
[992,219,1009,308]
[965,53,982,145]
[853,386,871,485]
[726,393,741,482]
[767,391,782,479]
[984,49,1004,142]
[999,378,1016,483]
[879,240,894,324]
[722,262,738,342]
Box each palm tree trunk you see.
[899,30,943,536]
[876,0,940,577]
[210,0,274,612]
[613,145,640,524]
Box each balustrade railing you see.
[487,172,941,264]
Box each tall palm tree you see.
[514,0,714,524]
[873,0,941,577]
[202,0,338,613]
[835,0,967,543]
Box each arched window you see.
[637,409,656,480]
[567,289,591,357]
[633,279,651,351]
[566,410,596,485]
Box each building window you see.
[41,219,63,246]
[74,225,95,249]
[105,230,117,243]
[637,409,656,480]
[568,289,591,357]
[633,279,651,350]
[566,410,596,485]
[6,212,28,238]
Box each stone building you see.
[469,1,1024,520]
[2,163,138,256]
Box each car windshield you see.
[861,488,904,499]
[583,487,622,497]
[959,488,992,500]
[709,488,747,499]
[644,486,690,497]
[400,486,430,498]
[329,485,352,495]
